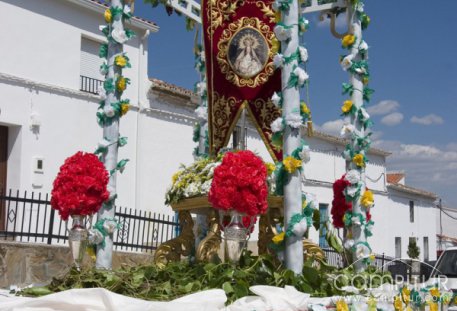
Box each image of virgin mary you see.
[228,30,268,78]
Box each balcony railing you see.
[80,75,103,94]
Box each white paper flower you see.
[273,53,285,68]
[359,40,369,51]
[356,2,364,12]
[285,113,303,128]
[293,67,309,86]
[299,46,308,63]
[98,87,107,100]
[344,239,354,249]
[355,243,371,259]
[100,65,108,76]
[355,66,367,75]
[274,25,292,41]
[196,82,206,97]
[199,51,206,62]
[292,218,308,237]
[340,123,355,138]
[112,28,128,44]
[104,105,115,117]
[271,92,281,107]
[123,4,131,15]
[299,145,311,163]
[360,107,370,120]
[99,25,108,32]
[88,229,104,245]
[195,106,207,121]
[345,185,359,198]
[341,54,354,71]
[345,170,361,185]
[103,220,118,234]
[271,117,284,133]
[352,216,361,226]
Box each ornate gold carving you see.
[258,207,282,255]
[196,209,222,262]
[207,0,245,35]
[217,17,275,88]
[256,1,276,24]
[210,92,241,150]
[153,211,195,268]
[303,239,326,261]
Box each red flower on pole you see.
[331,175,352,228]
[208,150,268,216]
[51,152,109,221]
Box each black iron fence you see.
[322,248,396,271]
[0,190,178,253]
[80,75,103,94]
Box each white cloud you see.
[374,140,457,206]
[381,112,404,126]
[367,100,400,116]
[410,114,444,125]
[320,119,344,135]
[317,12,347,29]
[370,131,384,141]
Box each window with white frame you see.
[80,37,103,94]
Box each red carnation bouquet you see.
[51,152,110,221]
[330,175,352,228]
[208,150,268,217]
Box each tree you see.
[407,238,420,259]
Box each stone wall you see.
[0,241,154,288]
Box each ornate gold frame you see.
[217,17,275,88]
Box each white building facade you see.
[0,0,438,260]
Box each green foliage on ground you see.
[20,252,391,304]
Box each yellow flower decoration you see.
[401,287,411,304]
[104,9,112,23]
[341,100,353,114]
[265,162,276,175]
[117,77,127,92]
[361,189,374,208]
[302,200,307,209]
[336,300,349,311]
[363,77,370,85]
[275,11,281,23]
[121,103,130,116]
[394,295,403,311]
[271,38,280,54]
[405,306,412,311]
[352,154,365,168]
[342,34,355,48]
[367,297,377,311]
[115,55,127,68]
[283,156,302,174]
[430,288,440,298]
[301,101,310,115]
[369,253,376,261]
[428,302,438,311]
[272,232,285,244]
[172,171,181,184]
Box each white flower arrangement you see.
[112,28,128,44]
[195,106,207,121]
[293,66,309,86]
[298,46,308,63]
[274,25,292,42]
[344,239,355,249]
[196,82,206,97]
[345,185,360,199]
[98,87,107,100]
[299,145,311,164]
[273,54,285,68]
[271,117,285,133]
[271,92,282,107]
[103,219,118,234]
[343,149,352,161]
[291,218,308,237]
[104,105,116,118]
[285,113,303,129]
[345,169,361,185]
[359,107,370,120]
[341,54,354,71]
[359,40,369,52]
[88,228,104,245]
[340,123,355,138]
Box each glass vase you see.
[220,211,253,265]
[68,215,88,270]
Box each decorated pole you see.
[338,0,374,272]
[95,0,134,269]
[272,0,311,274]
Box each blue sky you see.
[134,0,457,207]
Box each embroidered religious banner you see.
[202,0,282,161]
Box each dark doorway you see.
[0,126,8,230]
